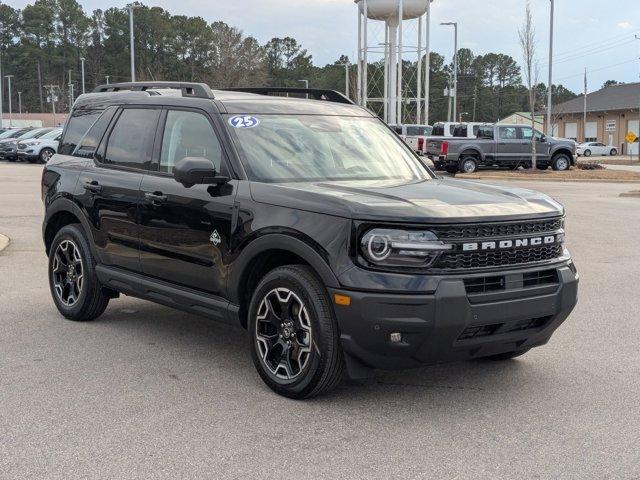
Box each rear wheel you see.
[48,224,110,322]
[445,165,459,174]
[583,149,591,157]
[248,265,345,399]
[459,156,478,174]
[39,148,55,163]
[552,154,571,171]
[609,148,618,156]
[536,164,549,170]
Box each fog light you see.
[389,332,402,343]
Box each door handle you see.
[144,191,167,204]
[83,180,102,193]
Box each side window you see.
[58,109,101,155]
[159,110,222,174]
[477,126,494,139]
[520,127,534,140]
[499,127,517,140]
[73,107,118,158]
[103,108,160,169]
[472,125,479,137]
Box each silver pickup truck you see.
[426,124,576,173]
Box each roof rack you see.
[92,82,215,99]
[222,87,354,105]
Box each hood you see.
[250,177,564,224]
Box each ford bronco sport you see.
[42,82,578,398]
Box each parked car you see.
[0,127,53,161]
[17,128,63,163]
[426,124,576,173]
[576,142,618,157]
[42,82,578,399]
[389,123,432,155]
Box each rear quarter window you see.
[58,109,102,155]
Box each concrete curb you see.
[0,234,10,253]
[455,175,640,184]
[619,190,640,198]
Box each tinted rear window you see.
[59,109,102,155]
[74,107,118,158]
[432,124,445,136]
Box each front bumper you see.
[330,262,578,373]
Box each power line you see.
[552,28,640,58]
[554,57,638,82]
[551,38,637,65]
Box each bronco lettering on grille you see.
[462,235,559,252]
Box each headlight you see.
[360,228,452,268]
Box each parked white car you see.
[576,142,618,157]
[17,128,62,163]
[389,123,432,155]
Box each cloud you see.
[617,21,632,29]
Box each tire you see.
[536,164,549,170]
[610,148,617,156]
[583,149,591,157]
[445,165,459,174]
[248,265,345,399]
[551,154,571,171]
[459,156,478,174]
[39,148,55,163]
[48,224,110,322]
[484,348,531,361]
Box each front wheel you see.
[48,224,110,321]
[39,148,55,163]
[610,148,618,156]
[248,265,345,399]
[583,149,591,157]
[552,154,571,171]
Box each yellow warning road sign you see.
[625,131,638,143]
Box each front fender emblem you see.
[210,230,222,246]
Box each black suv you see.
[42,82,578,398]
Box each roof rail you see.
[222,87,354,105]
[92,82,215,99]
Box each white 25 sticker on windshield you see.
[228,115,260,129]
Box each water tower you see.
[355,0,432,125]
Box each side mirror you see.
[173,157,229,187]
[539,135,547,143]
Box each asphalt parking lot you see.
[1,163,639,480]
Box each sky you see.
[6,0,640,93]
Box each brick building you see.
[545,82,639,155]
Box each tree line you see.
[0,0,579,124]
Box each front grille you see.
[431,218,563,240]
[457,316,552,341]
[463,276,505,294]
[17,143,26,149]
[436,245,563,270]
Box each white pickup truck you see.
[389,124,432,155]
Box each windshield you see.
[228,115,429,183]
[40,129,62,140]
[18,129,51,140]
[0,129,28,139]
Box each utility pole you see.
[546,0,554,135]
[472,85,478,122]
[45,85,58,127]
[298,79,309,99]
[68,69,74,112]
[80,57,86,94]
[18,91,22,115]
[635,35,640,162]
[583,68,587,143]
[441,22,458,124]
[5,75,14,127]
[0,50,3,127]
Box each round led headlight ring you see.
[366,234,391,262]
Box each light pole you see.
[441,22,458,124]
[5,75,14,127]
[344,63,350,98]
[127,4,142,82]
[635,35,639,162]
[45,85,57,126]
[424,0,433,125]
[105,75,110,85]
[80,57,86,94]
[18,91,22,115]
[546,0,554,135]
[68,69,74,112]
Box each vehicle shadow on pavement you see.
[92,298,547,405]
